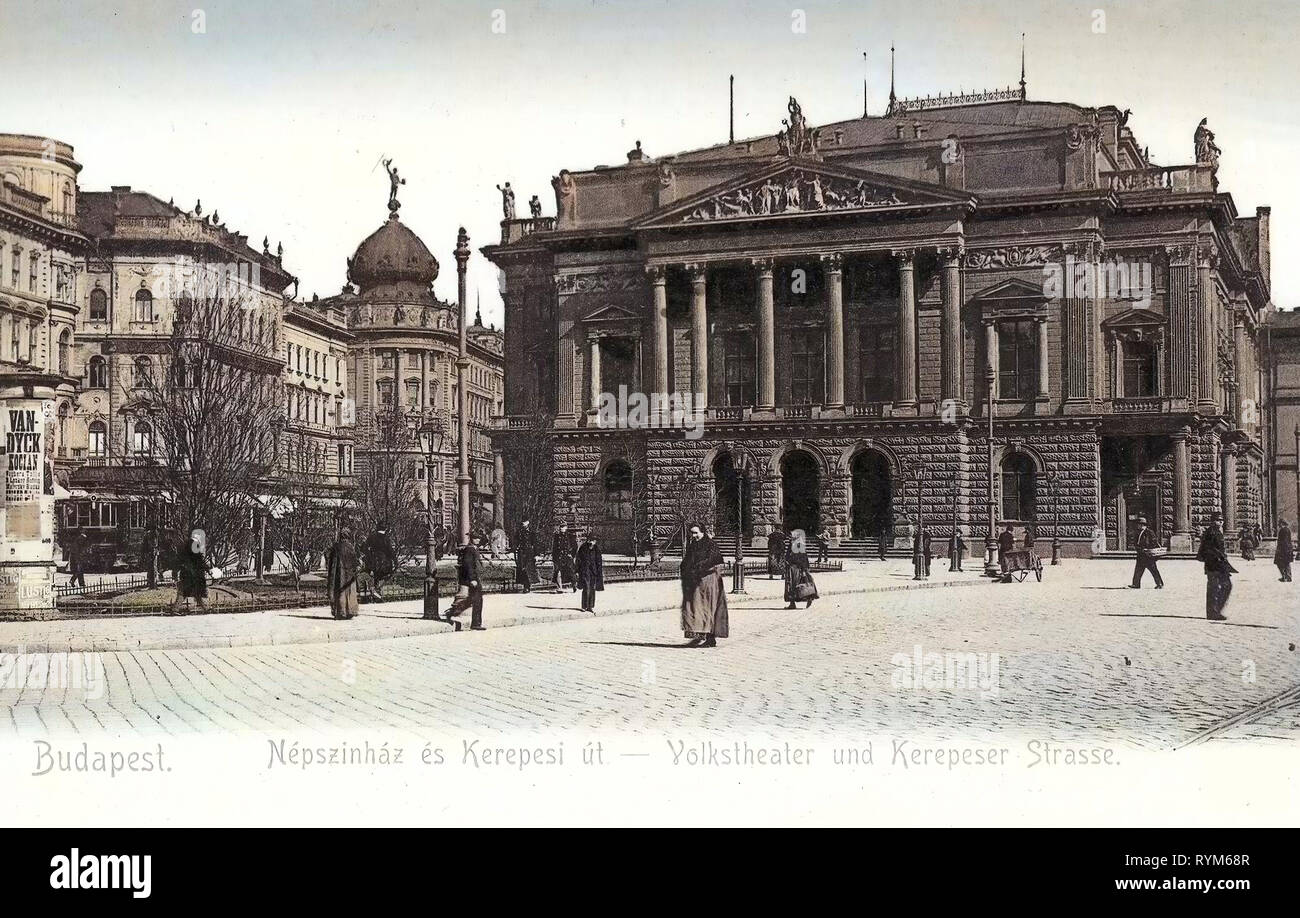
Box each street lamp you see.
[983,365,1000,578]
[910,460,928,580]
[1045,467,1061,565]
[1292,424,1299,532]
[260,413,286,583]
[418,416,446,620]
[731,464,748,595]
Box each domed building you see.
[317,198,504,540]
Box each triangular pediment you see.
[969,277,1047,302]
[1102,306,1165,328]
[581,303,641,324]
[633,159,974,229]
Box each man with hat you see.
[1196,511,1235,621]
[1128,516,1164,589]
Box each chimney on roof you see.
[912,122,926,139]
[627,140,647,163]
[1257,206,1271,288]
[111,185,131,193]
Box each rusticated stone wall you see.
[1189,427,1224,535]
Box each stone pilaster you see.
[1036,315,1050,399]
[938,248,963,405]
[648,265,669,401]
[688,264,708,408]
[1197,245,1218,414]
[1171,426,1192,550]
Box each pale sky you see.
[4,0,1297,323]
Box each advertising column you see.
[0,385,57,617]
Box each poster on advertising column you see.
[2,400,46,539]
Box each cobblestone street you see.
[4,559,1297,749]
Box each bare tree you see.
[658,466,715,554]
[346,407,424,567]
[275,430,337,589]
[501,410,554,534]
[139,291,281,569]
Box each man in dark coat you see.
[1274,519,1294,582]
[514,518,538,592]
[877,519,890,561]
[361,526,396,599]
[1197,511,1235,621]
[766,528,786,578]
[949,529,966,572]
[450,536,485,630]
[574,530,604,613]
[922,526,933,576]
[551,523,577,591]
[1128,516,1164,589]
[680,525,728,647]
[997,523,1016,569]
[67,530,88,588]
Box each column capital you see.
[1164,243,1193,266]
[684,263,708,284]
[645,264,668,283]
[1196,244,1218,270]
[936,244,965,265]
[819,252,844,273]
[751,257,775,274]
[891,248,918,267]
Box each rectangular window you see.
[859,324,895,402]
[1123,340,1159,397]
[380,351,395,370]
[723,335,755,407]
[28,254,38,292]
[998,319,1039,401]
[11,249,21,288]
[788,329,824,404]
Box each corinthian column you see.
[755,258,775,411]
[1171,426,1192,550]
[1197,246,1218,414]
[648,265,669,402]
[821,253,845,412]
[688,264,709,410]
[1037,315,1050,399]
[939,248,963,404]
[1222,445,1237,532]
[893,249,918,412]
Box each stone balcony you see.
[499,217,556,245]
[1106,164,1217,194]
[1103,396,1192,414]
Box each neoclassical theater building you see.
[486,85,1271,556]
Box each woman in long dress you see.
[680,525,728,647]
[783,541,818,610]
[326,528,360,620]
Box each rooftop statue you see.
[1194,118,1221,168]
[383,158,405,214]
[496,182,516,220]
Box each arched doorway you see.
[851,450,892,539]
[712,453,752,541]
[781,450,820,533]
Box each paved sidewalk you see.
[0,558,988,652]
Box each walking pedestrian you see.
[1128,516,1164,589]
[1023,525,1036,552]
[1275,519,1294,582]
[766,527,786,579]
[449,536,485,629]
[877,519,890,561]
[574,530,604,613]
[949,529,966,572]
[814,526,830,565]
[67,530,88,588]
[170,531,209,615]
[680,524,728,647]
[551,522,577,591]
[1197,511,1235,621]
[922,526,933,576]
[783,532,817,610]
[361,525,396,599]
[325,527,359,620]
[1239,524,1256,561]
[514,518,538,592]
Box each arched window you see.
[88,355,107,388]
[88,420,107,457]
[133,356,151,388]
[133,422,153,456]
[134,288,153,322]
[89,287,108,321]
[58,328,70,374]
[1001,453,1037,523]
[604,460,634,521]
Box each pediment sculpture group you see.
[682,170,906,222]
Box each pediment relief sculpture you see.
[680,170,905,223]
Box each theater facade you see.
[484,88,1271,556]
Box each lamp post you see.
[1045,468,1061,565]
[911,460,928,581]
[418,416,446,620]
[1293,425,1299,531]
[454,227,472,550]
[731,465,748,595]
[984,366,1000,577]
[261,413,285,582]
